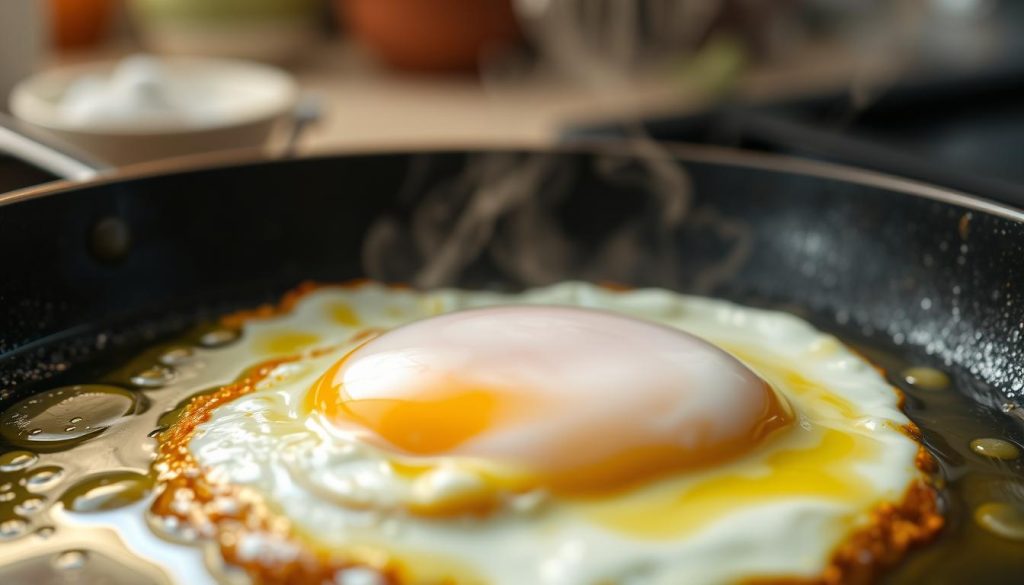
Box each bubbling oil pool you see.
[0,327,242,585]
[0,315,1023,584]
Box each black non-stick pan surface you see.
[1,144,1023,582]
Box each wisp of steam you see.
[363,0,775,291]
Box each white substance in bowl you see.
[14,54,296,134]
[57,56,225,130]
[9,54,297,165]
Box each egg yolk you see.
[305,306,791,495]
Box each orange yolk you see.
[304,306,792,496]
[323,384,541,455]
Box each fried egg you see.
[152,282,940,585]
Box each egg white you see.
[184,282,926,585]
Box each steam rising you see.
[363,0,763,291]
[362,144,753,292]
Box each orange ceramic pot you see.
[49,0,115,49]
[338,0,521,72]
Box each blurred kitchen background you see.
[2,0,1023,202]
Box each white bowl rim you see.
[9,55,299,136]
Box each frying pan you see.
[1,119,1023,583]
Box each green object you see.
[674,35,749,97]
[130,0,319,24]
[60,471,153,512]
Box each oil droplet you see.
[69,417,83,424]
[25,466,63,491]
[970,438,1021,460]
[159,346,195,366]
[35,525,55,538]
[0,451,37,472]
[0,518,27,539]
[53,549,88,570]
[14,497,45,515]
[60,471,152,513]
[130,366,176,389]
[903,367,950,390]
[975,502,1024,540]
[200,329,239,348]
[0,385,141,450]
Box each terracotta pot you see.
[49,0,115,49]
[338,0,521,72]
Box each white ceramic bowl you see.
[10,56,298,166]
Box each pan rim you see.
[2,139,1022,224]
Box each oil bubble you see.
[0,518,27,539]
[159,347,195,366]
[0,385,141,450]
[200,329,239,348]
[130,366,176,389]
[25,467,63,491]
[14,497,45,515]
[975,502,1024,541]
[0,451,37,472]
[35,525,55,538]
[903,367,950,390]
[970,438,1021,460]
[60,471,152,513]
[53,549,88,570]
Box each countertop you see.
[288,40,897,154]
[40,38,906,157]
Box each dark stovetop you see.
[565,59,1024,209]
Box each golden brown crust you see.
[744,481,942,585]
[219,281,323,330]
[151,357,399,585]
[741,429,943,585]
[822,481,942,585]
[218,279,408,330]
